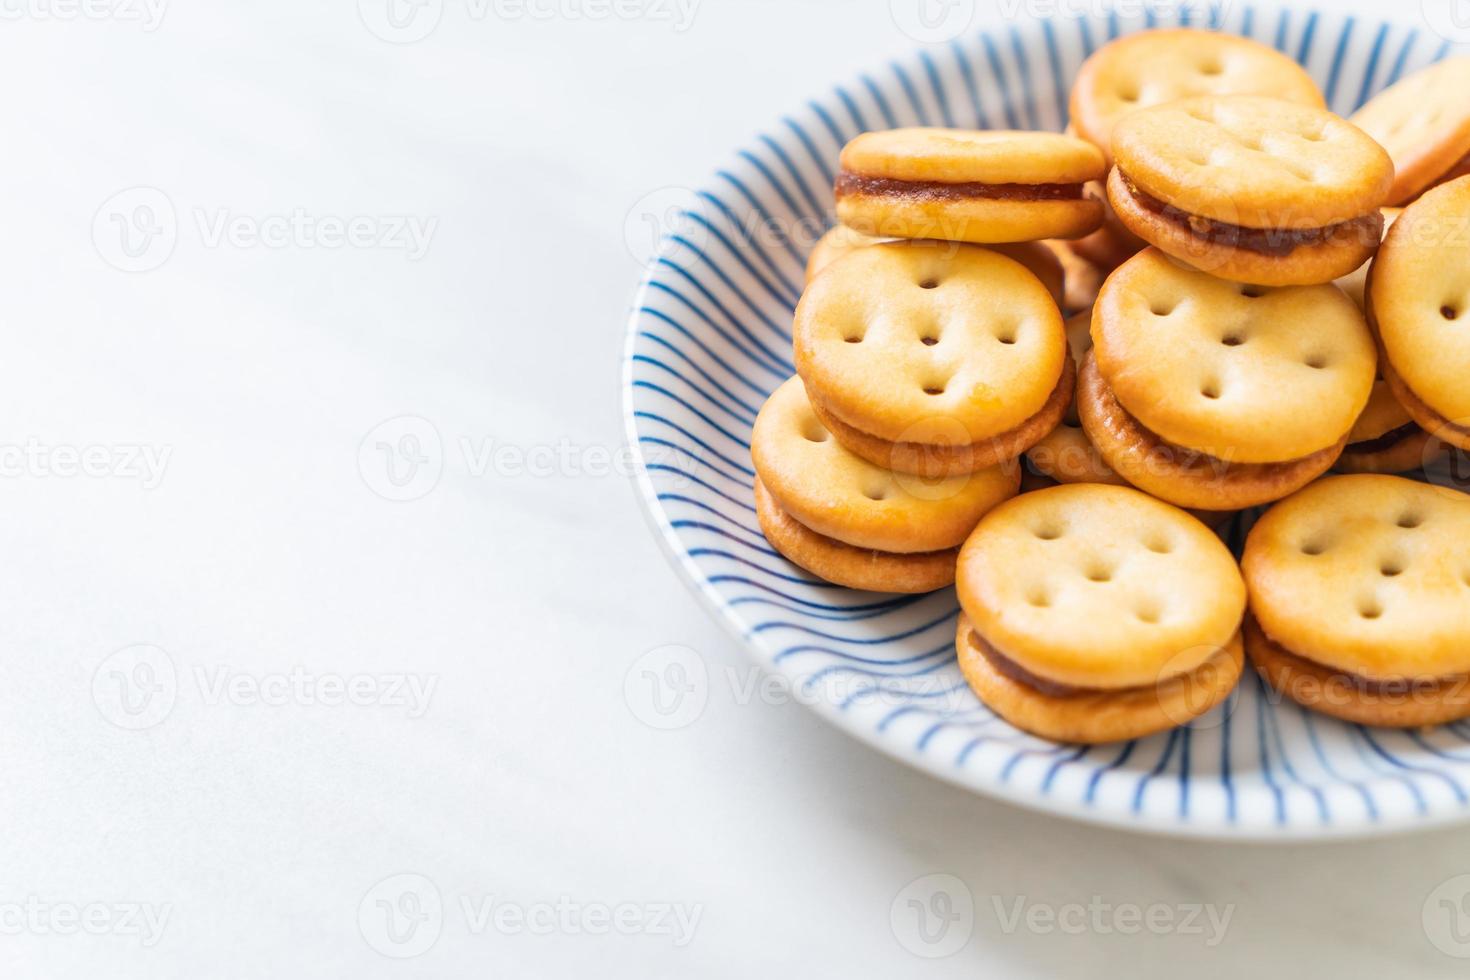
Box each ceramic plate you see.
[622,2,1470,839]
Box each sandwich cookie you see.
[793,240,1071,478]
[751,376,1019,593]
[1350,57,1470,206]
[834,128,1106,244]
[1078,248,1376,510]
[1242,475,1470,727]
[1108,96,1394,285]
[1368,176,1470,452]
[804,225,1066,308]
[955,483,1246,744]
[1069,29,1324,166]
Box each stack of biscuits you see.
[749,29,1470,742]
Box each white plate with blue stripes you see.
[622,3,1470,840]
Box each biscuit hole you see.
[1085,564,1113,583]
[1221,333,1245,347]
[1380,560,1405,578]
[1026,587,1052,608]
[1199,60,1224,76]
[1118,85,1140,103]
[995,329,1017,345]
[1302,127,1326,142]
[1144,536,1173,554]
[1240,285,1266,298]
[800,420,828,443]
[919,278,939,290]
[1305,355,1329,370]
[1135,601,1162,624]
[920,334,939,346]
[844,334,863,344]
[1443,305,1460,321]
[1187,106,1214,122]
[1397,512,1424,529]
[1034,525,1063,541]
[1301,539,1328,556]
[923,385,945,396]
[862,484,888,502]
[1150,301,1177,317]
[1201,380,1222,400]
[1358,598,1384,620]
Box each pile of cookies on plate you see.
[750,29,1470,743]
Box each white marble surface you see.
[0,0,1466,976]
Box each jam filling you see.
[1343,421,1423,456]
[835,172,1086,203]
[1250,617,1464,698]
[1117,171,1384,257]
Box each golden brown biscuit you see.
[1026,307,1125,486]
[1109,96,1393,285]
[1242,475,1470,726]
[1368,176,1470,452]
[1065,188,1147,271]
[1078,248,1374,509]
[804,227,1066,308]
[793,240,1070,477]
[835,128,1106,243]
[1070,29,1324,166]
[1350,58,1470,206]
[750,377,1019,592]
[954,483,1246,743]
[1334,379,1443,475]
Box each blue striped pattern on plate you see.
[622,3,1466,839]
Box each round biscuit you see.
[750,376,1019,554]
[754,478,960,594]
[1070,29,1324,164]
[839,128,1105,185]
[955,483,1246,690]
[793,240,1066,446]
[1242,475,1470,681]
[1111,96,1394,228]
[1369,176,1470,428]
[1350,57,1470,206]
[1092,248,1376,463]
[957,613,1244,744]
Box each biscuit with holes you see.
[955,484,1245,743]
[834,128,1105,243]
[1242,475,1470,726]
[1070,29,1324,166]
[804,226,1066,308]
[1368,176,1470,452]
[1350,58,1470,206]
[1078,248,1375,509]
[751,376,1019,592]
[794,240,1071,477]
[1109,96,1393,285]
